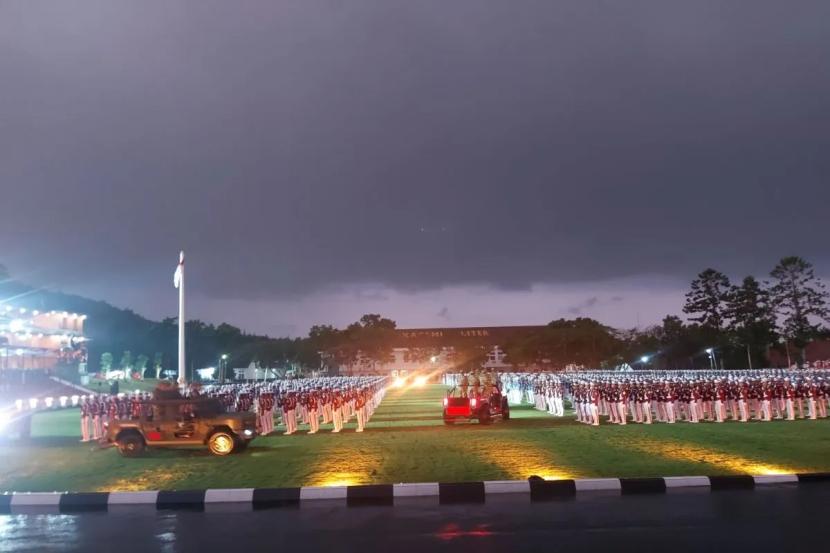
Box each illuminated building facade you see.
[337,326,545,375]
[0,306,87,372]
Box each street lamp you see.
[220,354,228,383]
[777,337,792,367]
[705,348,716,370]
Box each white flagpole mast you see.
[174,251,186,386]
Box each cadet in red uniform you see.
[807,379,819,420]
[130,395,142,420]
[588,384,600,426]
[107,397,118,423]
[355,389,367,432]
[688,383,700,423]
[283,392,297,435]
[737,381,749,422]
[714,380,727,423]
[91,396,104,439]
[617,384,628,425]
[236,391,253,413]
[760,380,772,422]
[665,383,676,424]
[258,392,274,435]
[331,389,344,433]
[80,396,91,442]
[306,391,320,434]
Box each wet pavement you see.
[0,483,826,552]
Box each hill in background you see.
[0,277,302,375]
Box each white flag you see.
[173,251,184,289]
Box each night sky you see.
[1,1,829,336]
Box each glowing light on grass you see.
[318,475,361,487]
[99,469,177,492]
[414,376,427,387]
[618,437,802,475]
[477,440,577,481]
[307,445,382,488]
[535,472,574,481]
[392,377,406,388]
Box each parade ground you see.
[2,385,830,493]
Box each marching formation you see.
[199,376,387,435]
[77,368,830,442]
[79,392,153,442]
[503,370,830,425]
[77,376,388,441]
[446,370,830,425]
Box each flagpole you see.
[177,251,186,387]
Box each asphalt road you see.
[1,484,826,552]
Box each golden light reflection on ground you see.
[473,439,577,481]
[614,436,804,475]
[307,445,382,487]
[98,468,177,492]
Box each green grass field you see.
[2,384,829,492]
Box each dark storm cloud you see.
[567,296,600,315]
[2,0,830,308]
[437,306,451,321]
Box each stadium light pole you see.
[705,348,716,370]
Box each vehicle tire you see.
[117,433,146,457]
[478,407,492,425]
[208,431,236,456]
[234,437,250,452]
[443,417,455,425]
[502,398,510,420]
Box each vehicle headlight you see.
[0,412,11,431]
[243,429,253,437]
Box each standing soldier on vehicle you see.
[471,372,481,398]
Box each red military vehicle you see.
[442,384,510,425]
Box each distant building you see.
[0,306,87,372]
[768,340,830,368]
[336,326,545,375]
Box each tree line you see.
[289,256,829,371]
[676,256,828,368]
[4,256,829,376]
